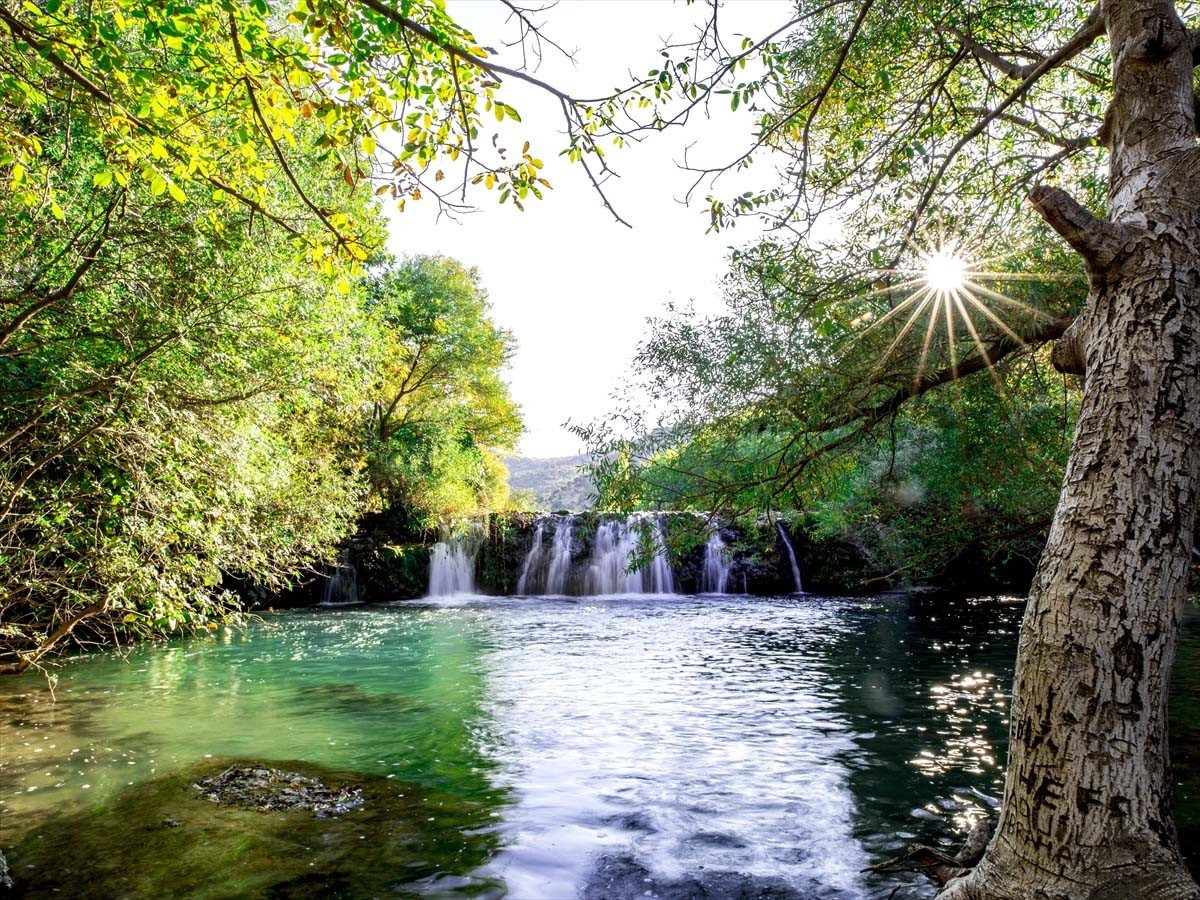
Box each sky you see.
[384,1,791,457]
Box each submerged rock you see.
[194,764,364,817]
[8,757,504,899]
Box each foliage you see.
[0,111,381,669]
[0,0,552,671]
[0,0,562,263]
[363,255,521,533]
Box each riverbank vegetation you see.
[580,239,1086,590]
[0,0,550,672]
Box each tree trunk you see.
[941,1,1200,898]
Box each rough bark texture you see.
[941,1,1200,897]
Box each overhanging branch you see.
[1027,184,1131,268]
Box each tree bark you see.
[940,1,1200,897]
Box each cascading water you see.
[514,513,678,596]
[545,518,573,594]
[777,521,804,593]
[585,515,675,595]
[428,526,482,596]
[515,521,545,595]
[701,531,732,594]
[321,547,358,605]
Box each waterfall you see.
[516,521,546,595]
[428,526,481,596]
[545,518,574,594]
[585,515,675,595]
[321,547,358,605]
[701,531,732,594]
[513,514,680,597]
[777,521,804,593]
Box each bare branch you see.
[354,0,576,103]
[1051,314,1087,376]
[1027,184,1131,268]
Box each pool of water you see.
[1,593,1196,898]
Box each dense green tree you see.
[0,117,382,672]
[363,255,521,532]
[0,0,553,671]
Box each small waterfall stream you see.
[545,518,574,594]
[321,547,359,605]
[515,521,545,595]
[777,521,804,593]
[584,515,675,595]
[700,532,732,594]
[429,526,482,596]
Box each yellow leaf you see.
[361,135,376,155]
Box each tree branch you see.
[0,6,301,235]
[961,106,1096,149]
[354,0,576,103]
[952,29,1044,81]
[905,6,1107,242]
[228,15,354,255]
[0,191,124,349]
[0,602,109,675]
[844,316,1072,433]
[952,5,1104,82]
[1027,184,1131,269]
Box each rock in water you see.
[193,764,364,816]
[0,849,12,890]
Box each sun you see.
[923,247,968,294]
[851,231,1067,389]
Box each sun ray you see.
[961,280,1057,322]
[961,293,1028,345]
[853,289,932,340]
[952,292,1013,402]
[914,291,942,386]
[944,292,959,381]
[872,287,937,373]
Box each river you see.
[2,593,1196,898]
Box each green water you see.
[1,595,1196,899]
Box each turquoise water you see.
[1,594,1196,898]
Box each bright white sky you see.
[384,0,792,457]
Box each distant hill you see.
[504,453,596,512]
